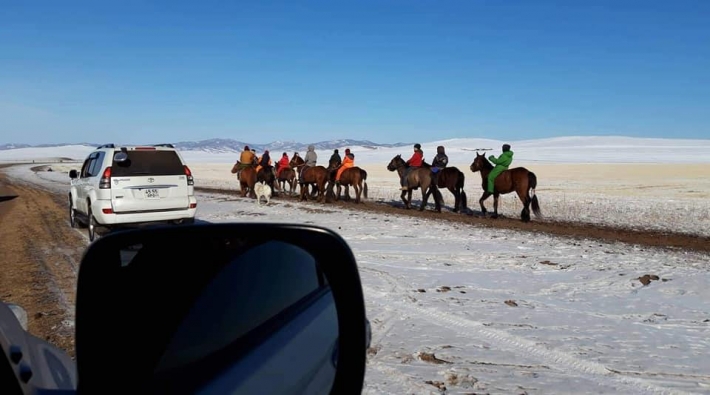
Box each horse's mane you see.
[477,154,493,170]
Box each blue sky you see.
[1,0,708,144]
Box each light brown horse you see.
[326,157,368,203]
[299,165,330,203]
[386,155,442,212]
[230,163,257,198]
[331,167,368,203]
[469,152,542,222]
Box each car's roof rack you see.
[96,143,115,149]
[153,143,175,148]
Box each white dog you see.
[254,181,272,206]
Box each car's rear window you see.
[111,150,185,177]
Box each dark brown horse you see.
[386,155,443,212]
[469,152,542,222]
[230,163,257,198]
[276,167,297,195]
[421,161,468,213]
[289,155,305,180]
[257,165,277,196]
[299,165,330,203]
[327,158,368,204]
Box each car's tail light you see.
[184,165,194,186]
[99,167,112,189]
[189,203,197,209]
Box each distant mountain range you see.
[0,138,413,152]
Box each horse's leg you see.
[448,186,458,212]
[419,182,431,211]
[419,188,429,211]
[491,193,500,219]
[335,184,341,201]
[317,180,326,203]
[400,190,409,209]
[407,190,414,209]
[479,191,491,216]
[516,188,531,222]
[300,183,308,201]
[355,181,361,203]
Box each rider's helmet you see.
[414,143,421,150]
[244,145,250,151]
[502,144,511,152]
[345,148,350,154]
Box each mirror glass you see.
[99,233,339,394]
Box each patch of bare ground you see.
[196,186,710,254]
[0,170,84,358]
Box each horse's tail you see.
[528,171,542,218]
[457,169,468,212]
[361,169,368,199]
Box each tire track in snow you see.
[360,266,696,395]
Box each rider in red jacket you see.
[401,143,423,190]
[276,152,290,178]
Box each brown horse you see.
[421,161,468,213]
[386,155,443,212]
[469,152,542,222]
[230,163,257,198]
[328,159,368,203]
[276,167,297,195]
[299,165,330,203]
[257,165,277,196]
[289,155,305,180]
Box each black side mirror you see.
[75,223,368,394]
[69,170,78,179]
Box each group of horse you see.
[230,154,369,204]
[230,151,542,222]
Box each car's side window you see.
[87,152,105,177]
[79,156,93,178]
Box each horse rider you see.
[335,148,355,184]
[329,149,341,168]
[300,145,317,184]
[235,145,257,178]
[487,144,514,194]
[256,149,273,174]
[401,143,423,191]
[276,152,290,178]
[431,145,448,170]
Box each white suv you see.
[69,144,198,241]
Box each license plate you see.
[143,189,160,199]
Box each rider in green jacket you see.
[487,144,513,193]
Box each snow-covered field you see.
[3,137,710,394]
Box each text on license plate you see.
[143,189,160,199]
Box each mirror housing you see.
[75,223,368,394]
[69,169,78,179]
[113,151,128,162]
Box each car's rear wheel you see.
[88,207,97,241]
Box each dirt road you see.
[0,170,85,357]
[199,186,710,254]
